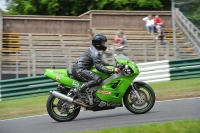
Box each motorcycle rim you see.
[47,95,80,122]
[123,84,155,114]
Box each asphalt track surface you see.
[0,98,200,133]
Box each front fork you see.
[131,82,141,100]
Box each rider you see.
[71,34,120,97]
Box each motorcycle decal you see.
[72,81,79,87]
[98,90,111,95]
[102,85,106,88]
[55,76,60,81]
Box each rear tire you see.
[46,94,80,122]
[123,84,155,114]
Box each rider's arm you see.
[102,61,110,66]
[93,51,113,74]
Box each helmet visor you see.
[101,41,107,46]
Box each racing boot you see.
[73,84,88,97]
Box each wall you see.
[3,16,90,34]
[91,11,172,28]
[2,10,172,34]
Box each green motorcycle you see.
[45,54,155,122]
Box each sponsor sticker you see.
[98,90,111,95]
[55,76,60,81]
[72,81,79,87]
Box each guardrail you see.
[175,8,200,55]
[135,57,200,82]
[0,75,58,101]
[1,41,172,79]
[0,57,200,101]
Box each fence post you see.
[27,51,31,77]
[166,43,169,60]
[172,1,177,59]
[32,50,36,76]
[143,44,147,62]
[155,38,159,61]
[69,48,71,71]
[0,13,2,80]
[51,50,53,67]
[16,51,19,78]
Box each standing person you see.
[154,15,163,37]
[71,34,120,97]
[113,28,127,46]
[142,15,154,34]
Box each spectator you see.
[159,25,166,45]
[113,28,127,46]
[142,15,154,34]
[154,15,163,37]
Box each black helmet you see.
[92,34,107,51]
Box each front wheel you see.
[123,83,155,114]
[46,94,80,122]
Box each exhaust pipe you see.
[50,91,89,108]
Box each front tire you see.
[123,84,155,114]
[46,94,80,122]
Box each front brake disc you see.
[130,90,147,107]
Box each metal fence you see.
[171,0,200,59]
[0,39,172,80]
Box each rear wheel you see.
[46,94,80,122]
[123,84,155,114]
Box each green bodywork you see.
[44,55,140,105]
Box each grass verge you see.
[150,78,200,100]
[76,119,200,133]
[0,78,200,120]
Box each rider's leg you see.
[72,69,103,97]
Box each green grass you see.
[151,78,200,100]
[0,95,48,119]
[0,78,200,120]
[76,119,200,133]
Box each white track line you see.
[156,97,200,102]
[1,97,200,122]
[0,114,48,122]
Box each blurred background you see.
[0,0,199,80]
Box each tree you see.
[175,0,200,29]
[3,0,170,16]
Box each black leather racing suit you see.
[72,45,113,90]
